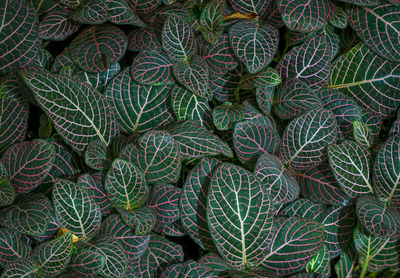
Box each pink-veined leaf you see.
[230,0,269,16]
[161,260,212,277]
[198,252,232,277]
[241,67,281,88]
[213,103,244,131]
[132,0,162,14]
[389,109,400,136]
[256,86,275,115]
[154,220,186,237]
[38,9,80,41]
[353,121,372,148]
[334,246,357,278]
[305,243,331,276]
[108,0,146,26]
[0,259,38,278]
[329,6,348,29]
[0,228,32,268]
[70,0,108,24]
[127,28,162,52]
[84,139,113,170]
[69,249,105,277]
[0,163,14,206]
[119,206,156,235]
[338,0,380,5]
[131,51,174,85]
[148,184,181,225]
[199,0,225,44]
[278,198,327,220]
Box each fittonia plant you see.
[0,0,399,277]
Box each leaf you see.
[230,0,268,16]
[213,103,244,131]
[161,260,212,277]
[279,0,335,32]
[199,0,225,44]
[280,108,337,170]
[104,67,173,133]
[21,68,118,154]
[328,140,373,198]
[119,206,156,235]
[168,120,233,158]
[328,43,400,119]
[0,259,38,278]
[173,55,211,99]
[180,158,220,251]
[297,163,353,206]
[278,198,327,220]
[34,232,73,276]
[77,62,121,90]
[162,14,196,62]
[108,0,146,26]
[1,140,55,193]
[131,0,162,14]
[389,109,400,136]
[53,179,102,241]
[105,159,148,210]
[127,28,162,52]
[338,0,380,5]
[256,86,275,115]
[353,121,372,148]
[131,235,183,277]
[69,25,127,73]
[274,78,322,120]
[154,220,186,237]
[207,163,274,269]
[259,217,325,276]
[335,246,357,278]
[372,133,400,206]
[131,51,174,85]
[329,6,348,29]
[38,9,80,41]
[84,140,113,170]
[70,0,108,24]
[121,130,181,183]
[198,253,231,277]
[305,243,330,276]
[357,195,400,237]
[0,164,14,206]
[198,34,238,77]
[210,65,245,102]
[241,67,281,88]
[276,34,331,90]
[229,21,278,74]
[148,184,181,224]
[100,214,150,262]
[0,98,28,153]
[170,84,212,127]
[254,153,300,209]
[2,194,51,236]
[0,0,41,75]
[0,228,32,268]
[69,249,105,277]
[233,115,281,163]
[347,4,400,62]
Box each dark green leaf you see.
[213,103,244,131]
[0,228,32,268]
[38,9,80,41]
[148,184,181,224]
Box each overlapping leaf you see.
[335,247,357,278]
[338,0,380,5]
[207,163,274,269]
[199,0,225,44]
[0,163,14,206]
[278,198,327,220]
[280,108,337,170]
[38,9,80,41]
[353,121,372,148]
[241,67,281,88]
[0,259,38,278]
[119,206,156,235]
[148,183,181,224]
[329,6,348,29]
[84,140,113,170]
[389,109,400,136]
[161,260,212,277]
[108,0,146,26]
[305,243,330,276]
[70,0,108,24]
[256,86,275,115]
[213,103,244,131]
[131,51,173,85]
[0,228,32,268]
[21,68,118,154]
[230,0,268,16]
[127,28,162,52]
[69,249,105,276]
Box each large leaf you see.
[21,68,117,154]
[207,163,274,269]
[34,232,73,277]
[148,184,181,224]
[328,140,373,198]
[0,228,32,268]
[168,120,233,158]
[328,43,400,118]
[0,0,41,75]
[105,67,172,134]
[53,179,102,241]
[259,217,325,275]
[38,9,80,41]
[69,25,127,73]
[180,158,219,251]
[372,133,400,206]
[280,108,337,170]
[162,14,196,62]
[131,51,173,86]
[347,4,400,62]
[229,21,278,74]
[1,139,55,193]
[279,0,335,32]
[105,159,148,210]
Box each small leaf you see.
[335,246,357,278]
[84,140,113,170]
[230,0,268,16]
[353,121,372,148]
[199,0,225,44]
[241,67,281,88]
[148,184,181,224]
[329,6,348,29]
[131,51,174,85]
[69,249,105,277]
[0,228,32,268]
[127,28,162,52]
[305,243,330,276]
[213,103,244,131]
[256,86,275,115]
[38,9,80,40]
[108,0,146,26]
[70,0,108,24]
[389,109,400,136]
[119,206,156,235]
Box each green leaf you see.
[335,246,357,278]
[230,0,268,16]
[1,139,55,193]
[278,198,327,220]
[338,0,380,6]
[168,120,233,158]
[21,69,117,154]
[70,0,108,24]
[328,43,400,118]
[108,0,146,26]
[213,103,244,131]
[199,0,225,44]
[229,21,278,74]
[0,259,38,278]
[353,121,372,148]
[207,163,274,269]
[347,4,400,62]
[198,253,232,277]
[328,140,373,198]
[0,228,32,268]
[84,139,113,170]
[259,217,325,276]
[34,232,73,277]
[389,109,400,136]
[127,28,162,52]
[148,184,181,224]
[105,67,173,134]
[69,249,105,277]
[0,163,14,207]
[329,6,348,29]
[162,14,196,62]
[305,243,330,276]
[105,159,148,210]
[280,108,337,170]
[119,206,156,235]
[161,260,212,277]
[241,67,281,88]
[38,9,80,41]
[372,133,400,206]
[53,179,102,241]
[256,86,275,115]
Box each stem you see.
[224,12,256,21]
[359,260,369,278]
[234,87,240,104]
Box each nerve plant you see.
[0,0,399,277]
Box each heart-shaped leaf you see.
[69,25,127,73]
[53,179,102,241]
[229,21,278,74]
[127,28,162,52]
[131,51,174,85]
[328,43,400,119]
[105,159,148,210]
[1,139,55,193]
[259,217,325,275]
[21,68,118,154]
[207,163,274,269]
[119,206,156,235]
[347,4,400,62]
[148,184,181,225]
[372,133,400,206]
[38,9,80,41]
[69,249,105,277]
[34,232,73,277]
[0,0,41,75]
[280,108,337,170]
[328,140,373,198]
[213,103,244,131]
[105,67,173,133]
[162,14,196,62]
[180,158,220,251]
[279,0,335,32]
[0,228,32,268]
